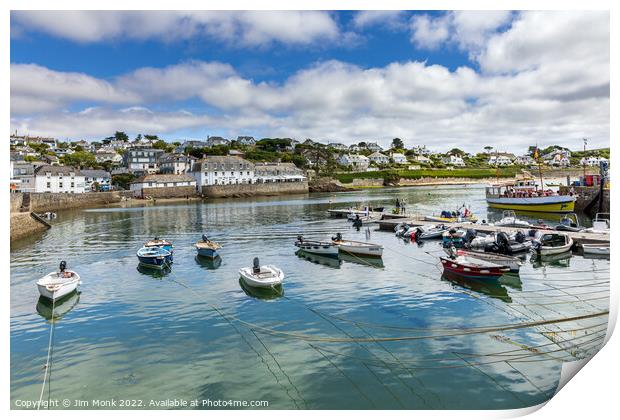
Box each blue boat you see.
[144,238,174,254]
[136,246,172,269]
[195,234,221,259]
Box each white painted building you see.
[580,156,609,167]
[488,154,515,166]
[368,152,390,165]
[415,155,432,164]
[236,136,256,146]
[411,145,432,156]
[442,155,466,167]
[391,153,408,164]
[27,165,86,193]
[366,142,383,152]
[337,154,370,170]
[130,174,197,197]
[123,148,165,174]
[328,142,348,151]
[81,169,112,192]
[206,136,230,147]
[158,153,196,174]
[190,156,255,187]
[514,155,535,165]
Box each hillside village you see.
[9,132,610,195]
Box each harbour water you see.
[10,184,609,409]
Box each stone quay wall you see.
[138,186,198,199]
[10,212,50,241]
[201,181,309,198]
[10,191,133,213]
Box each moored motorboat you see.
[494,210,531,228]
[581,243,610,256]
[415,224,448,240]
[554,213,584,232]
[332,233,383,257]
[440,253,510,281]
[36,261,81,301]
[195,234,222,259]
[442,228,477,248]
[585,213,610,234]
[137,246,172,269]
[425,210,478,223]
[486,179,575,213]
[532,232,574,255]
[144,237,174,254]
[454,249,523,273]
[295,235,339,257]
[239,258,284,288]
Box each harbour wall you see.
[137,186,198,199]
[10,191,133,213]
[559,185,610,214]
[201,181,309,198]
[10,212,50,241]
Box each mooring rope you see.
[37,297,56,410]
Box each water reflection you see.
[441,272,512,303]
[295,250,341,269]
[239,278,284,300]
[136,264,172,278]
[499,273,523,291]
[36,291,80,321]
[195,255,223,270]
[530,251,573,268]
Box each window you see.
[70,182,74,188]
[59,182,63,188]
[46,182,51,188]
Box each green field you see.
[334,167,520,184]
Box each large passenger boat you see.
[485,179,575,213]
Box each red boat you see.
[440,256,510,281]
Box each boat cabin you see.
[486,179,554,199]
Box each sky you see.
[10,10,610,153]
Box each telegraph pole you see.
[583,138,588,183]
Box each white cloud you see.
[409,14,451,49]
[352,11,407,29]
[11,10,340,47]
[10,12,610,152]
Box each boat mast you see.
[535,145,543,191]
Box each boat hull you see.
[486,196,575,213]
[295,242,339,257]
[37,272,80,301]
[457,250,522,273]
[239,265,284,288]
[335,242,383,257]
[582,244,610,255]
[137,255,171,268]
[196,247,219,258]
[440,258,509,281]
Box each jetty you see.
[375,214,610,247]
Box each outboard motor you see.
[253,257,261,274]
[514,231,526,244]
[332,233,343,242]
[464,228,477,244]
[59,260,67,272]
[202,234,209,242]
[297,235,304,243]
[496,232,511,255]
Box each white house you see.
[366,142,383,152]
[95,150,123,164]
[328,142,348,151]
[81,169,112,192]
[514,155,535,166]
[348,144,361,152]
[123,148,165,174]
[254,162,307,183]
[415,155,432,164]
[338,154,370,171]
[158,153,196,174]
[236,136,256,146]
[190,156,255,187]
[206,136,230,147]
[130,174,197,198]
[442,155,466,167]
[391,153,408,164]
[580,156,609,167]
[368,152,390,165]
[27,165,86,193]
[488,153,515,166]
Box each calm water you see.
[11,185,609,409]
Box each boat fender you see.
[410,231,416,241]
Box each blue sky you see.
[10,10,610,152]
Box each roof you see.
[131,174,196,184]
[34,165,83,176]
[369,152,387,158]
[81,169,111,178]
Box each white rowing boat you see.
[582,243,610,256]
[332,234,383,257]
[37,262,81,301]
[239,258,284,288]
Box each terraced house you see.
[29,165,86,193]
[190,156,255,187]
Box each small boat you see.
[442,228,477,249]
[295,235,339,257]
[332,233,383,257]
[137,246,172,269]
[440,253,510,281]
[486,179,576,213]
[425,211,478,223]
[415,224,448,240]
[239,258,284,288]
[585,213,610,234]
[144,237,174,253]
[554,213,584,232]
[581,243,610,256]
[296,250,342,269]
[195,234,222,258]
[37,261,81,301]
[532,232,574,255]
[494,210,531,228]
[453,249,523,273]
[470,231,532,255]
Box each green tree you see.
[448,148,466,156]
[115,131,129,142]
[27,142,49,154]
[60,151,97,168]
[112,173,136,190]
[391,138,404,150]
[484,146,493,154]
[153,140,174,152]
[135,134,142,142]
[144,134,159,141]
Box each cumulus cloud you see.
[352,11,407,29]
[10,11,610,152]
[410,14,451,49]
[11,10,341,46]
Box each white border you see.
[3,1,617,419]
